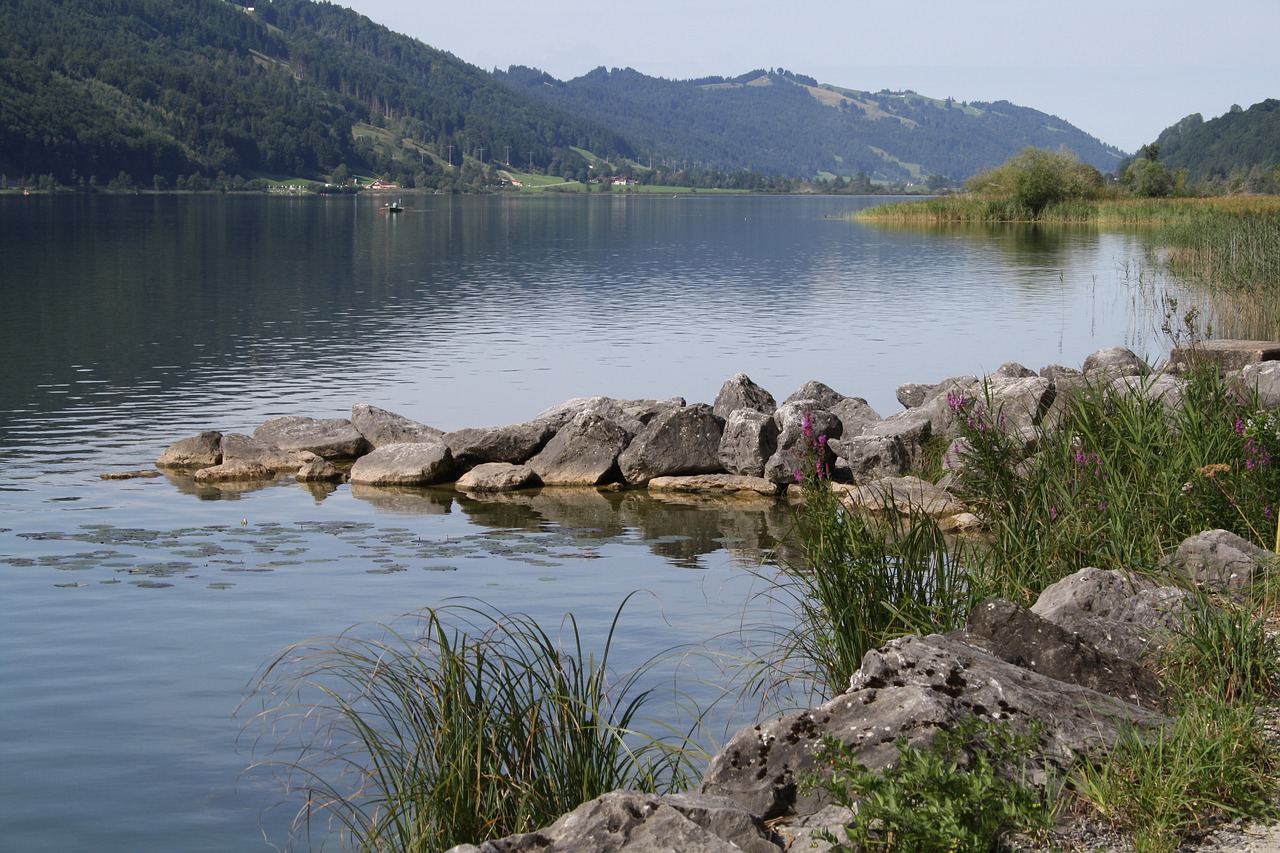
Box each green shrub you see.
[803,717,1055,852]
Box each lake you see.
[0,192,1178,852]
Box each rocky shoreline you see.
[151,341,1280,852]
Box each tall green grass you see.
[240,599,705,852]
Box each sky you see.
[334,0,1277,155]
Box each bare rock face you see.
[534,397,683,436]
[156,430,223,468]
[456,462,540,492]
[347,441,454,486]
[618,404,724,486]
[712,373,776,420]
[253,415,370,460]
[1162,528,1274,594]
[718,410,778,478]
[221,432,300,472]
[448,791,783,853]
[526,412,630,486]
[828,396,881,437]
[351,403,443,448]
[445,422,557,469]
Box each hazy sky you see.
[337,0,1277,154]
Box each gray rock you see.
[763,403,840,484]
[253,415,370,460]
[527,412,630,486]
[1040,363,1083,383]
[294,452,346,483]
[718,409,778,478]
[1234,361,1280,409]
[351,403,443,448]
[221,432,299,472]
[647,474,780,496]
[456,462,540,492]
[828,396,882,437]
[1082,346,1147,378]
[156,430,223,468]
[348,441,454,486]
[1108,373,1186,409]
[896,375,979,410]
[712,373,776,420]
[618,404,724,485]
[445,422,557,468]
[701,632,1160,820]
[783,380,845,410]
[534,397,664,438]
[829,432,911,482]
[460,790,782,853]
[193,460,276,482]
[1163,528,1274,594]
[995,360,1037,378]
[1031,567,1187,662]
[965,598,1164,708]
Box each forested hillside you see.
[0,0,630,188]
[1145,100,1280,191]
[495,66,1126,182]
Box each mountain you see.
[494,66,1126,182]
[1144,100,1280,187]
[0,0,631,188]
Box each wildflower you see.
[1198,463,1232,478]
[1049,507,1058,521]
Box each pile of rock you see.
[445,529,1276,853]
[154,343,1280,528]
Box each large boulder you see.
[1162,529,1274,595]
[718,409,778,478]
[965,598,1164,708]
[1083,346,1146,378]
[526,411,630,486]
[221,432,300,472]
[445,422,557,469]
[782,380,845,410]
[156,430,223,468]
[763,403,840,484]
[534,397,684,436]
[712,373,776,420]
[351,403,443,448]
[253,415,370,460]
[1234,361,1280,409]
[1030,567,1187,662]
[828,397,882,437]
[1166,339,1280,375]
[448,790,782,853]
[619,404,724,486]
[701,631,1160,821]
[895,375,978,410]
[347,441,454,486]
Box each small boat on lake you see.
[383,198,404,214]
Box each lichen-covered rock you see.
[254,415,370,459]
[1030,567,1187,662]
[351,403,443,448]
[156,430,223,468]
[347,441,454,486]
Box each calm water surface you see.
[0,193,1175,852]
